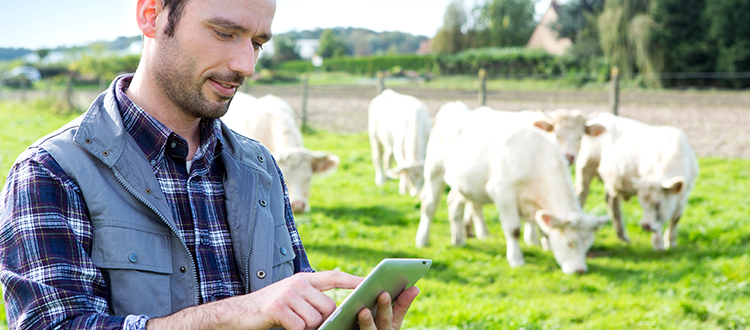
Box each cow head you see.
[385,163,425,197]
[533,109,605,166]
[535,210,609,274]
[631,176,687,235]
[275,147,340,213]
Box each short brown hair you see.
[162,0,189,37]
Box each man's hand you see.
[356,286,420,330]
[146,270,362,330]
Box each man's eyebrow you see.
[208,17,273,42]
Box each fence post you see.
[301,73,309,130]
[376,71,385,95]
[478,68,487,106]
[610,67,620,116]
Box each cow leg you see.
[664,211,682,249]
[523,222,541,246]
[369,136,386,186]
[606,192,631,243]
[575,163,597,208]
[416,167,445,247]
[398,172,407,195]
[446,189,467,246]
[467,201,489,240]
[651,225,665,251]
[490,185,525,268]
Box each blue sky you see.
[0,0,553,49]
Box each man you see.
[0,0,419,329]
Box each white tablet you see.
[319,258,432,330]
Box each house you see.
[526,0,572,55]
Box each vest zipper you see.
[112,169,200,305]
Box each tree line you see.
[432,0,750,88]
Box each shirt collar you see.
[113,74,224,170]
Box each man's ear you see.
[136,0,164,38]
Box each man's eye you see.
[214,30,233,40]
[253,42,264,51]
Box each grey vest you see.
[34,84,295,317]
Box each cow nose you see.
[291,201,307,213]
[641,223,653,231]
[565,153,575,165]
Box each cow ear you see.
[581,214,609,231]
[311,153,340,176]
[533,120,554,132]
[661,176,686,194]
[385,167,404,179]
[585,124,606,137]
[535,210,567,233]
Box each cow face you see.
[276,148,340,213]
[535,211,608,274]
[386,163,425,197]
[633,176,686,233]
[533,110,605,166]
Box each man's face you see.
[152,0,275,119]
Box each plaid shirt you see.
[0,75,312,330]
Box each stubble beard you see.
[153,36,244,120]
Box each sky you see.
[0,0,554,50]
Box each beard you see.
[152,36,244,119]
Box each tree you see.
[271,34,301,66]
[470,0,537,48]
[598,0,663,87]
[553,0,605,58]
[317,29,349,58]
[705,0,750,87]
[431,0,469,54]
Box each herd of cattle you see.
[223,89,700,274]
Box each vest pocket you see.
[272,223,296,283]
[91,225,173,317]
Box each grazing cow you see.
[223,92,340,213]
[368,89,432,196]
[441,124,608,273]
[418,106,605,248]
[576,113,699,250]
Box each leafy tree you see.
[470,0,537,48]
[598,0,663,87]
[650,0,713,86]
[432,0,469,54]
[705,0,750,87]
[317,29,349,58]
[271,34,301,66]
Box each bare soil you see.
[245,84,750,159]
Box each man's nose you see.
[229,44,257,77]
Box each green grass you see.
[300,129,750,330]
[0,101,749,329]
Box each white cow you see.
[439,123,608,274]
[223,92,340,213]
[576,112,699,250]
[368,89,432,196]
[418,105,605,248]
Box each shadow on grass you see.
[313,205,412,227]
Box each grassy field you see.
[0,100,749,329]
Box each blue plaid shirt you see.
[0,75,312,329]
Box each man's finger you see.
[374,292,393,329]
[303,270,363,291]
[391,286,420,330]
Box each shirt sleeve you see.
[0,148,149,330]
[273,161,314,273]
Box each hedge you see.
[277,48,604,81]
